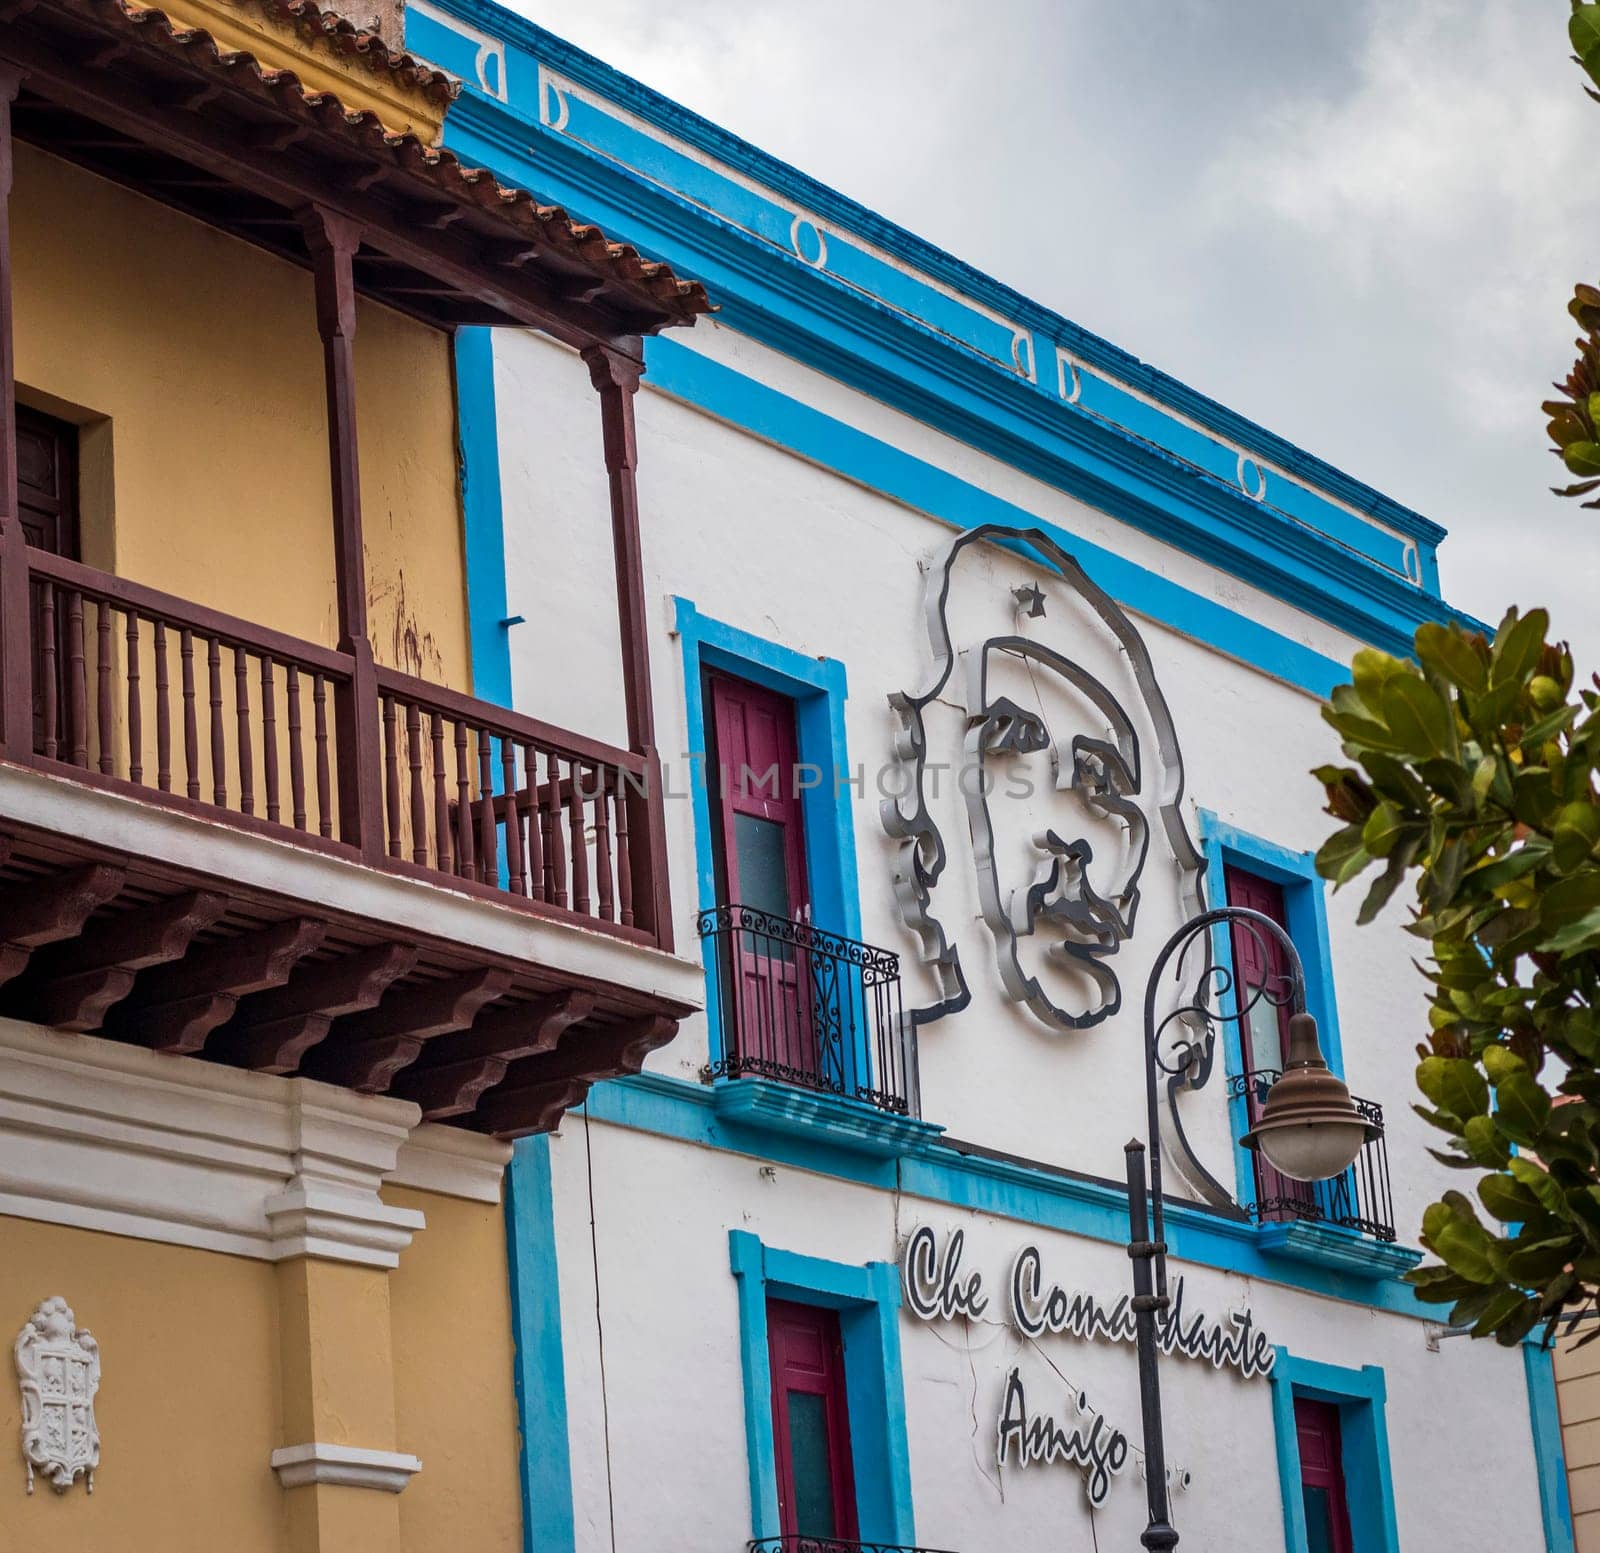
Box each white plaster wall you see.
[547,1117,1546,1553]
[490,319,1544,1547]
[492,324,1432,1229]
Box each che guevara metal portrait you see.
[881,523,1207,1031]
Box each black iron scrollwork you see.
[699,904,915,1116]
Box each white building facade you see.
[408,7,1573,1549]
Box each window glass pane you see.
[1244,996,1286,1074]
[735,812,793,922]
[1302,1483,1336,1553]
[786,1389,836,1537]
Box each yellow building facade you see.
[0,2,707,1550]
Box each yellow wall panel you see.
[0,1217,281,1553]
[386,1185,523,1553]
[10,144,472,693]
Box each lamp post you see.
[1125,906,1376,1552]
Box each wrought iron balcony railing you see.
[1229,1068,1396,1242]
[698,903,915,1116]
[749,1539,960,1553]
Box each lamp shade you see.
[1240,1012,1377,1182]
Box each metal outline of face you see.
[882,524,1232,1204]
[964,634,1151,1028]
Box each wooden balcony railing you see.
[17,549,666,947]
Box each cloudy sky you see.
[513,0,1600,665]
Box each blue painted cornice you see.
[415,0,1478,663]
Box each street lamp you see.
[1124,906,1376,1552]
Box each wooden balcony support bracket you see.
[301,203,384,864]
[113,916,327,1055]
[209,941,418,1075]
[392,987,595,1120]
[0,859,123,986]
[0,63,27,756]
[304,965,513,1092]
[583,341,672,951]
[20,887,227,1031]
[475,1011,676,1137]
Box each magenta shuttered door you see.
[1294,1397,1354,1553]
[1224,866,1316,1218]
[767,1299,858,1541]
[708,673,815,1077]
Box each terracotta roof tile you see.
[60,0,711,327]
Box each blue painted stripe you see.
[1525,1343,1578,1553]
[414,0,1448,567]
[647,337,1349,697]
[588,1070,1430,1320]
[504,1136,576,1553]
[455,326,513,708]
[442,84,1462,663]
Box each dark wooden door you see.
[1294,1397,1354,1553]
[768,1299,857,1541]
[17,407,79,756]
[708,673,818,1083]
[16,406,79,559]
[1225,866,1316,1218]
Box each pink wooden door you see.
[1294,1397,1354,1553]
[768,1300,858,1541]
[709,674,817,1082]
[1225,867,1316,1217]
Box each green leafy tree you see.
[1315,613,1600,1345]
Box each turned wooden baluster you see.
[381,693,401,860]
[615,778,634,928]
[313,672,332,838]
[234,645,253,816]
[207,637,225,807]
[476,727,496,886]
[66,589,85,767]
[38,582,55,759]
[522,741,544,903]
[500,733,524,894]
[154,621,170,793]
[261,657,279,824]
[125,613,142,784]
[594,765,614,922]
[568,755,591,916]
[545,750,567,909]
[431,711,451,874]
[407,701,427,866]
[95,599,112,775]
[453,718,473,878]
[180,626,199,799]
[286,665,306,831]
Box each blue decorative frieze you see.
[409,0,1462,650]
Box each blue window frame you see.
[674,597,861,1063]
[1268,1350,1400,1552]
[728,1229,915,1543]
[1199,813,1344,1211]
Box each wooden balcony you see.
[0,558,696,1139]
[0,0,714,1137]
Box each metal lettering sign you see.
[900,1225,1280,1505]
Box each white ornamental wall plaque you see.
[14,1297,100,1494]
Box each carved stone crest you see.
[14,1297,100,1494]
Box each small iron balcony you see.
[1229,1068,1396,1242]
[698,903,915,1116]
